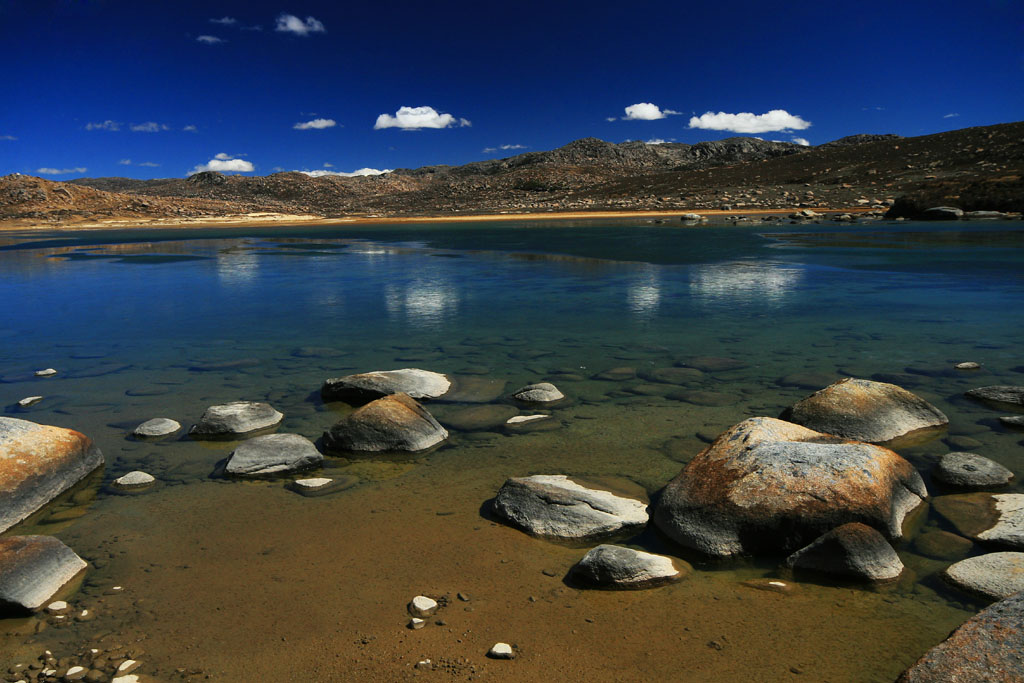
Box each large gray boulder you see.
[321,393,448,454]
[569,545,688,590]
[188,402,283,440]
[780,377,948,444]
[943,552,1024,600]
[783,523,903,581]
[225,433,323,476]
[933,493,1024,549]
[934,452,1014,489]
[492,475,648,541]
[897,590,1024,682]
[321,369,451,403]
[653,417,928,557]
[0,417,104,534]
[965,385,1024,410]
[0,535,87,614]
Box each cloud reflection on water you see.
[627,265,661,319]
[689,261,804,306]
[385,279,459,330]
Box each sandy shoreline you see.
[0,207,879,235]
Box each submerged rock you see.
[321,393,448,454]
[783,523,903,581]
[914,529,974,561]
[653,417,927,557]
[225,433,323,476]
[933,493,1024,549]
[1000,415,1024,429]
[131,418,181,439]
[943,552,1024,600]
[321,368,451,403]
[287,477,358,497]
[780,377,948,444]
[0,417,105,534]
[492,474,648,541]
[112,471,156,490]
[569,544,688,589]
[965,385,1024,410]
[511,382,565,404]
[0,535,87,614]
[437,404,518,432]
[934,452,1014,489]
[897,590,1024,682]
[188,402,283,440]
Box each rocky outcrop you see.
[511,382,565,404]
[321,369,451,403]
[0,535,87,614]
[780,377,948,444]
[0,417,104,534]
[933,493,1024,549]
[568,544,688,589]
[492,475,648,541]
[653,417,927,557]
[321,393,448,454]
[897,590,1024,682]
[943,552,1024,600]
[783,523,903,581]
[225,433,323,476]
[188,402,283,440]
[934,452,1014,489]
[965,385,1024,410]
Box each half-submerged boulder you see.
[653,417,927,557]
[188,402,283,440]
[492,474,648,541]
[932,493,1024,549]
[0,535,87,614]
[511,382,565,405]
[0,417,104,534]
[943,552,1024,601]
[897,590,1024,682]
[225,433,323,476]
[321,393,448,454]
[965,385,1024,410]
[321,369,451,403]
[783,523,903,581]
[780,377,948,444]
[934,452,1014,489]
[569,544,688,590]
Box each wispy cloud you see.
[130,122,170,133]
[621,103,680,121]
[189,153,254,175]
[374,106,470,130]
[298,167,391,177]
[119,159,161,167]
[86,120,120,131]
[183,124,198,132]
[482,144,527,153]
[943,112,960,119]
[210,16,236,25]
[293,118,337,130]
[323,162,334,168]
[197,35,224,45]
[645,138,674,145]
[0,134,16,141]
[37,167,87,175]
[791,137,811,146]
[275,14,325,36]
[119,159,132,165]
[688,109,811,133]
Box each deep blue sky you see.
[2,0,1022,179]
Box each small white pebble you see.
[79,610,89,617]
[768,581,787,587]
[46,601,69,614]
[35,368,58,377]
[954,361,981,370]
[112,586,123,591]
[293,477,333,489]
[17,395,43,407]
[112,676,141,683]
[488,642,515,659]
[408,617,426,630]
[507,414,550,425]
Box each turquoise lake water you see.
[2,219,1023,680]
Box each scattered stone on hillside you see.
[321,368,451,403]
[897,590,1024,682]
[511,382,564,404]
[492,474,648,541]
[954,362,981,370]
[780,377,948,444]
[1000,415,1024,429]
[569,545,688,589]
[932,493,1024,549]
[965,385,1024,409]
[783,523,903,581]
[131,418,181,439]
[112,471,155,490]
[225,433,323,476]
[408,595,438,617]
[0,535,87,614]
[921,206,964,220]
[188,401,283,440]
[653,417,927,557]
[934,452,1013,489]
[17,396,43,407]
[487,643,515,660]
[322,393,448,454]
[942,552,1024,600]
[34,368,57,377]
[914,529,974,560]
[0,417,105,534]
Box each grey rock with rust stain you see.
[188,402,283,439]
[784,523,903,581]
[322,393,448,454]
[225,433,323,476]
[321,368,451,403]
[0,535,87,614]
[934,452,1013,489]
[0,417,105,534]
[569,544,688,589]
[943,552,1024,601]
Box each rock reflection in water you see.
[689,261,803,305]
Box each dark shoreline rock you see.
[783,523,903,581]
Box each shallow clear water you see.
[2,219,1023,680]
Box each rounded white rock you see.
[506,415,550,425]
[408,595,438,617]
[293,478,334,489]
[17,396,43,407]
[488,643,515,659]
[35,368,58,377]
[132,418,181,438]
[113,471,156,489]
[45,600,69,614]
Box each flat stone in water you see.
[225,433,323,476]
[34,368,58,377]
[942,552,1024,600]
[287,476,359,497]
[999,415,1024,430]
[0,535,87,613]
[965,385,1024,410]
[132,418,181,439]
[17,396,43,407]
[569,544,688,589]
[934,452,1013,489]
[321,368,451,403]
[189,401,283,440]
[511,382,565,404]
[913,530,974,561]
[507,414,550,425]
[113,471,156,489]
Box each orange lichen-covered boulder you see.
[652,417,927,557]
[0,417,104,534]
[321,393,448,454]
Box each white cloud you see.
[482,143,527,153]
[943,112,960,118]
[605,117,617,122]
[622,103,679,121]
[275,14,325,36]
[298,167,391,177]
[190,154,255,175]
[1,134,17,140]
[197,35,224,44]
[37,167,87,175]
[131,122,170,133]
[138,161,160,167]
[119,159,132,165]
[688,109,811,133]
[323,162,334,167]
[183,124,198,132]
[293,118,337,130]
[86,120,120,131]
[374,106,470,130]
[210,16,236,25]
[645,138,671,145]
[791,137,810,146]
[119,159,161,167]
